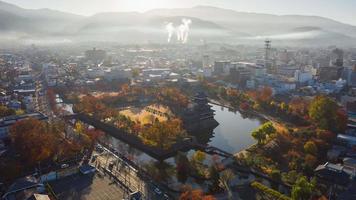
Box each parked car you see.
[154,187,162,195]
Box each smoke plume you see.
[165,18,192,44]
[165,22,175,43]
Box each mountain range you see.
[0,1,356,46]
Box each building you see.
[294,70,313,84]
[314,162,352,189]
[319,66,344,82]
[229,67,251,88]
[214,61,231,76]
[202,55,210,68]
[0,113,48,139]
[337,134,356,147]
[183,92,219,132]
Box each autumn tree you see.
[10,118,56,166]
[252,122,276,145]
[140,118,186,149]
[289,97,309,116]
[258,86,273,103]
[175,152,191,183]
[309,96,345,132]
[304,141,318,155]
[0,105,16,117]
[219,169,235,200]
[291,176,317,200]
[179,186,216,200]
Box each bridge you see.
[64,114,233,160]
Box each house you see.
[327,145,347,161]
[337,134,356,147]
[343,158,356,171]
[346,102,356,129]
[314,162,352,189]
[7,100,21,110]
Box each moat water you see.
[207,104,263,153]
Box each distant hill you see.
[0,0,83,34]
[0,1,355,46]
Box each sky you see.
[4,0,356,25]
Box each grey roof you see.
[343,157,356,165]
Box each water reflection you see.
[206,104,262,153]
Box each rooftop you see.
[49,173,124,200]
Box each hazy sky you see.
[5,0,356,25]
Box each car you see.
[163,194,169,200]
[154,187,162,195]
[61,164,69,169]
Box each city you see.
[0,0,356,200]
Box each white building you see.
[294,70,313,83]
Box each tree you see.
[175,152,191,183]
[10,118,56,166]
[0,105,16,117]
[304,141,318,155]
[308,96,341,131]
[280,102,289,113]
[270,169,281,181]
[291,176,316,200]
[251,122,276,145]
[336,108,347,133]
[252,129,266,145]
[316,130,336,143]
[208,165,221,193]
[259,86,273,102]
[251,181,291,200]
[140,118,186,149]
[304,154,317,167]
[289,97,309,116]
[219,169,235,200]
[180,186,216,200]
[192,150,206,165]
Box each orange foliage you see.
[179,186,216,200]
[289,97,310,116]
[336,108,347,132]
[259,86,273,102]
[10,118,56,165]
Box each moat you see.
[207,104,263,153]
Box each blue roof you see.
[337,134,356,144]
[79,164,96,174]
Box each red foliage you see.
[336,108,347,132]
[179,186,216,200]
[239,102,250,111]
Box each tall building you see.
[202,55,210,68]
[331,48,344,67]
[213,61,230,76]
[264,40,274,73]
